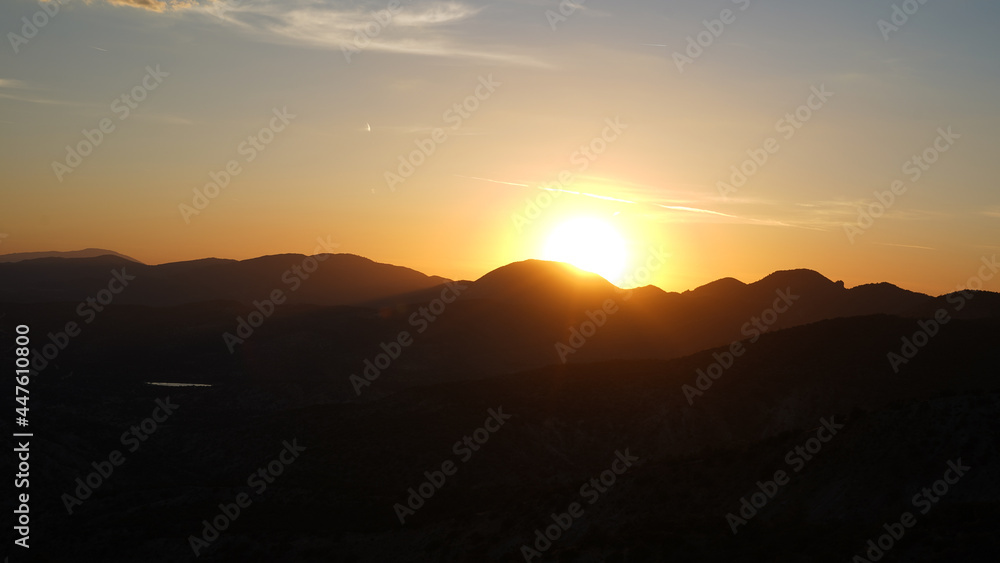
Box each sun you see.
[542,217,628,282]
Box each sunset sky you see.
[1,0,998,295]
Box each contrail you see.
[655,204,737,218]
[871,242,935,251]
[453,174,530,188]
[455,174,635,203]
[455,174,794,225]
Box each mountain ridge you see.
[0,248,142,263]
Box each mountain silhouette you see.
[0,248,141,263]
[5,252,997,396]
[0,252,449,306]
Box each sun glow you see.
[542,217,628,282]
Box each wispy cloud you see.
[456,173,810,228]
[102,0,218,12]
[870,242,936,251]
[75,0,546,66]
[0,91,98,108]
[0,76,96,107]
[453,174,529,188]
[652,204,738,218]
[133,113,194,125]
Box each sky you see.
[1,0,998,295]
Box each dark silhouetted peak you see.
[462,260,617,303]
[687,277,746,296]
[0,248,142,264]
[751,269,836,291]
[849,281,917,294]
[0,252,448,306]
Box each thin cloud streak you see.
[453,174,530,188]
[189,0,547,66]
[0,92,98,108]
[457,174,806,227]
[871,242,936,251]
[55,0,546,66]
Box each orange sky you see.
[1,0,998,297]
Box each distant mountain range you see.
[0,248,142,263]
[3,251,997,394]
[0,252,449,307]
